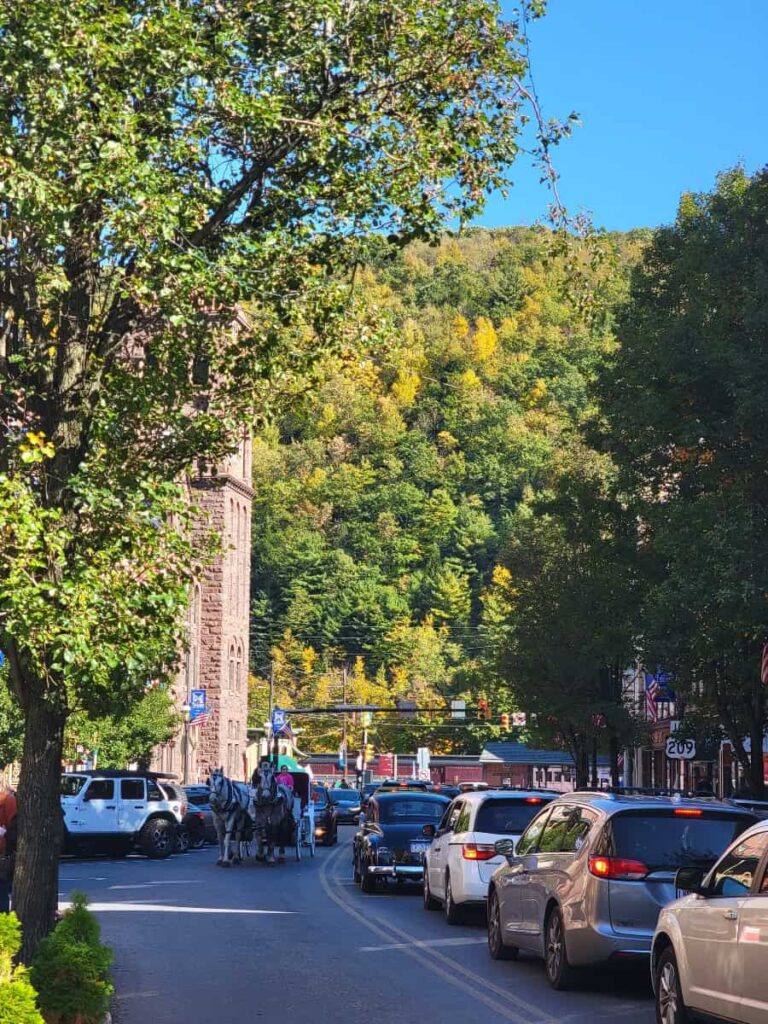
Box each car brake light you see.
[194,812,204,821]
[462,844,496,861]
[525,797,543,804]
[588,856,648,880]
[673,808,703,817]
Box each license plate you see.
[410,842,430,854]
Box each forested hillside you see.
[249,227,647,752]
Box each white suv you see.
[61,770,183,858]
[651,818,768,1024]
[423,789,555,923]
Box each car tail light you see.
[462,844,497,861]
[525,797,543,804]
[673,808,703,817]
[588,856,648,880]
[193,812,204,821]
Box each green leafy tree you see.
[64,687,179,770]
[599,168,768,795]
[488,451,640,786]
[0,914,44,1024]
[0,0,546,955]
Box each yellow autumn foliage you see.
[392,368,421,405]
[472,316,498,361]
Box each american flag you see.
[190,709,211,728]
[645,676,660,722]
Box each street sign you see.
[189,688,207,722]
[271,707,287,729]
[666,737,696,760]
[450,699,466,720]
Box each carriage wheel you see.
[295,825,301,861]
[309,831,316,858]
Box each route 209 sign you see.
[665,737,696,760]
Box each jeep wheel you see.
[139,818,175,859]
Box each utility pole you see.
[342,665,348,775]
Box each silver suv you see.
[486,791,756,989]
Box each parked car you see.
[329,788,363,824]
[486,791,757,989]
[312,783,338,846]
[651,817,768,1024]
[376,780,430,793]
[60,770,184,858]
[158,781,192,852]
[458,782,489,793]
[184,784,218,844]
[353,791,450,893]
[423,790,556,923]
[429,784,460,800]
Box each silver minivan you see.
[487,792,756,989]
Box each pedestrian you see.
[0,781,18,914]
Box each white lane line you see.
[361,936,487,952]
[319,844,552,1024]
[59,901,296,915]
[108,882,196,890]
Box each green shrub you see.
[0,912,45,1024]
[31,892,113,1024]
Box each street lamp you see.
[181,703,191,785]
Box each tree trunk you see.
[609,733,620,788]
[574,744,589,789]
[748,682,765,798]
[14,692,66,963]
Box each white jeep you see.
[60,770,184,858]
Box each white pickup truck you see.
[61,770,184,858]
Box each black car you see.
[312,784,338,846]
[353,791,450,893]
[429,784,460,800]
[328,788,362,824]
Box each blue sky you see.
[475,0,768,231]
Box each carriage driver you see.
[275,765,295,791]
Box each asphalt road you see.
[58,827,654,1024]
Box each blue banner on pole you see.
[189,688,207,722]
[271,707,287,730]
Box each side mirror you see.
[675,866,709,896]
[494,838,516,860]
[422,823,436,838]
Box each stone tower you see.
[152,429,253,783]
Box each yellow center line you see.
[319,841,555,1024]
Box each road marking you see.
[361,936,487,952]
[108,882,196,890]
[319,843,554,1024]
[60,901,295,915]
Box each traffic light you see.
[500,712,510,730]
[477,699,489,721]
[364,743,374,763]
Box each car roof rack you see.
[69,769,179,780]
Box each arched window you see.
[235,641,243,693]
[228,643,235,693]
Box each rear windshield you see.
[186,792,210,806]
[329,790,359,804]
[475,798,552,835]
[60,775,87,797]
[378,799,446,823]
[609,811,751,870]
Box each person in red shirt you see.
[0,785,18,914]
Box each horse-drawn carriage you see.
[208,763,315,866]
[286,769,316,860]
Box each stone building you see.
[151,430,253,783]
